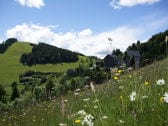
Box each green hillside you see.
[0,57,168,126]
[0,42,86,85]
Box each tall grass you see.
[0,58,168,126]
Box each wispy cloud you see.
[15,0,45,9]
[110,0,160,9]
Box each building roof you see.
[127,50,140,57]
[104,54,120,60]
[104,54,123,64]
[107,54,119,59]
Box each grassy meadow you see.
[0,57,168,126]
[0,42,87,85]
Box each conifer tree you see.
[11,82,20,101]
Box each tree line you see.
[0,38,18,53]
[127,29,168,65]
[20,43,79,66]
[111,29,168,66]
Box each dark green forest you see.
[112,29,168,66]
[20,43,79,66]
[127,29,168,65]
[0,38,18,53]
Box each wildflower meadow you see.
[0,58,168,126]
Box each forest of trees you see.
[112,49,123,58]
[109,29,168,67]
[0,38,18,53]
[127,29,168,65]
[20,43,79,66]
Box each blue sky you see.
[0,0,168,58]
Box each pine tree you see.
[0,84,6,101]
[11,82,20,101]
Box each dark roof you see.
[107,54,119,59]
[127,50,140,57]
[104,54,121,61]
[104,54,123,64]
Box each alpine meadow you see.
[0,0,168,126]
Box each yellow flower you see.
[128,75,132,78]
[120,96,123,100]
[118,70,122,73]
[160,97,164,103]
[145,81,149,85]
[75,119,81,123]
[114,76,118,80]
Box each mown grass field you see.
[0,42,87,85]
[0,58,168,126]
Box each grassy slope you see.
[0,42,86,85]
[1,58,168,126]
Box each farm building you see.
[125,50,140,69]
[103,54,122,69]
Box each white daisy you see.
[130,91,136,101]
[163,92,168,103]
[156,79,165,85]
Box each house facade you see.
[125,50,140,69]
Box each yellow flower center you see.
[145,81,149,85]
[114,76,118,80]
[75,119,81,123]
[118,70,122,73]
[160,97,164,103]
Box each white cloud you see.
[78,29,93,37]
[6,23,141,58]
[6,23,56,44]
[15,0,45,8]
[6,15,167,58]
[110,0,160,9]
[0,38,3,43]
